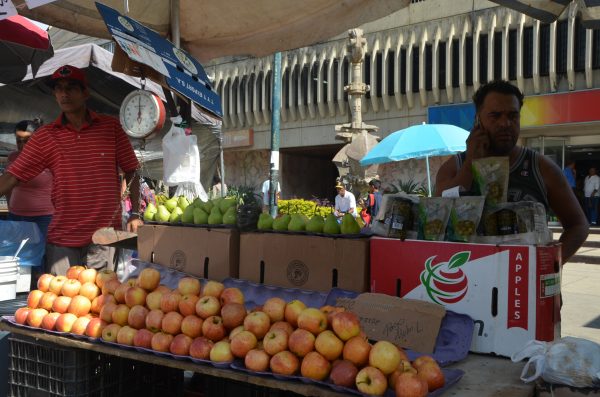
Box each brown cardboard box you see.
[337,293,446,353]
[238,232,369,293]
[137,225,239,281]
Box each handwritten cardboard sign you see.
[336,293,446,354]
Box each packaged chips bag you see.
[472,157,509,206]
[418,197,453,241]
[447,196,485,242]
[371,193,419,240]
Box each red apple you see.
[301,351,331,381]
[297,307,328,335]
[356,366,388,396]
[229,325,245,340]
[55,312,78,332]
[201,280,224,298]
[156,285,171,294]
[40,312,61,330]
[189,337,214,360]
[262,297,286,322]
[330,359,359,387]
[210,340,233,362]
[219,287,244,306]
[181,314,203,338]
[314,330,344,361]
[178,277,201,296]
[37,274,54,292]
[85,317,107,338]
[38,291,57,311]
[90,294,115,314]
[79,282,100,301]
[396,371,429,397]
[27,289,44,309]
[243,311,270,340]
[244,349,270,372]
[102,323,122,342]
[133,328,154,348]
[284,300,306,327]
[102,278,121,295]
[416,361,445,392]
[288,328,316,358]
[389,360,419,390]
[26,308,48,327]
[116,325,137,345]
[161,311,183,335]
[369,340,402,375]
[412,355,436,370]
[160,291,182,312]
[71,316,91,335]
[179,294,200,317]
[111,303,130,326]
[270,350,299,376]
[221,302,246,330]
[195,295,221,319]
[99,302,118,323]
[136,267,161,291]
[262,328,288,356]
[202,315,226,342]
[113,283,129,304]
[67,295,92,317]
[66,265,86,280]
[145,309,165,333]
[230,330,258,358]
[124,286,147,308]
[331,311,361,341]
[78,268,97,284]
[343,335,372,367]
[151,332,174,352]
[146,290,165,311]
[61,279,81,297]
[14,307,32,325]
[95,269,117,289]
[48,275,67,295]
[127,305,149,329]
[270,321,294,336]
[170,333,193,356]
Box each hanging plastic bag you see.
[511,337,600,388]
[162,116,200,186]
[0,221,44,267]
[175,181,208,203]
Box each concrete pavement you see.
[561,262,600,344]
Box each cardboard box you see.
[336,293,446,353]
[370,237,561,357]
[239,233,369,293]
[137,225,239,281]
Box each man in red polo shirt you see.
[0,65,143,275]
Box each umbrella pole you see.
[426,155,432,197]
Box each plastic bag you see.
[174,181,208,203]
[511,337,600,388]
[418,197,453,241]
[0,221,44,267]
[162,116,200,186]
[472,156,509,206]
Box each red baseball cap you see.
[49,65,87,87]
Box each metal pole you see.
[219,125,226,197]
[269,52,282,217]
[426,155,432,197]
[170,0,180,47]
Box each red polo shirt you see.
[7,111,139,247]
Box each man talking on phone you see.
[435,80,588,263]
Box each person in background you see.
[334,183,357,218]
[0,65,142,275]
[584,167,600,225]
[210,175,228,199]
[563,160,577,194]
[367,179,383,222]
[262,178,281,212]
[435,80,587,263]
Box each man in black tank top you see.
[435,80,588,264]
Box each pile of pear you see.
[143,196,238,226]
[257,212,361,235]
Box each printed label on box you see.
[540,273,560,298]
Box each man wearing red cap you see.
[0,65,143,275]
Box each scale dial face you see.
[120,90,166,139]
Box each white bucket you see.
[0,256,19,301]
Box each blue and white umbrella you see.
[360,123,469,196]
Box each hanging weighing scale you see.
[119,81,167,139]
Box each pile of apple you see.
[15,266,444,397]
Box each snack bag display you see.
[472,157,509,206]
[447,196,486,242]
[418,197,453,241]
[371,193,419,239]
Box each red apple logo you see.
[420,251,469,305]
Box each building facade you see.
[206,0,600,201]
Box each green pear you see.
[288,214,306,232]
[156,205,171,223]
[169,206,183,223]
[193,208,209,224]
[223,207,237,225]
[257,213,274,230]
[211,198,223,212]
[165,197,178,212]
[208,207,223,225]
[306,215,324,233]
[177,196,190,210]
[323,213,341,235]
[143,203,157,221]
[219,197,237,213]
[202,200,214,213]
[272,214,291,231]
[340,213,361,234]
[192,198,204,209]
[181,205,195,224]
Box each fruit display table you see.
[0,321,534,397]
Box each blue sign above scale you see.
[95,2,222,118]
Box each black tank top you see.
[455,147,549,211]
